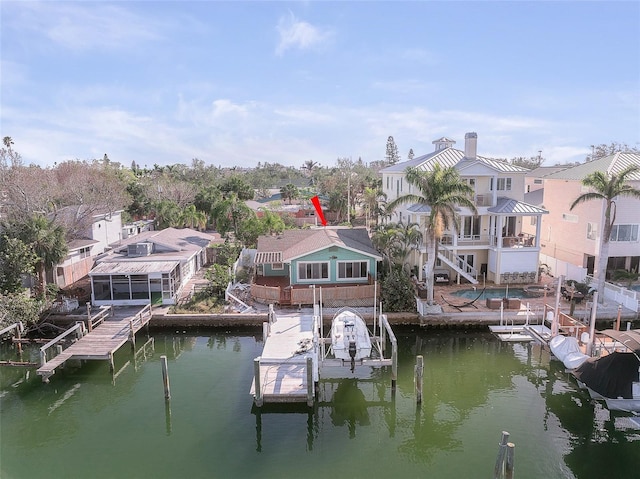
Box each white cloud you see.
[5,2,163,52]
[275,12,332,56]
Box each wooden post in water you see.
[86,303,92,332]
[615,305,622,331]
[505,443,515,479]
[161,355,171,400]
[306,356,314,407]
[129,319,136,350]
[109,351,115,372]
[16,323,23,357]
[254,357,262,407]
[415,355,424,404]
[493,431,510,479]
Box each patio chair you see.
[501,272,510,284]
[511,272,520,284]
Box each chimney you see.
[464,132,477,160]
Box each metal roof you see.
[488,197,548,215]
[407,203,432,214]
[544,153,640,181]
[89,260,179,275]
[380,147,528,174]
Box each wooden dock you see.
[251,311,317,406]
[251,307,398,406]
[36,305,152,382]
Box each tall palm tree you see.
[387,165,477,304]
[570,165,640,303]
[361,186,387,228]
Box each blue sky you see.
[2,1,639,169]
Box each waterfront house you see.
[380,133,548,286]
[533,153,640,281]
[49,207,124,288]
[251,227,382,306]
[89,227,222,306]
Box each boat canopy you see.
[598,329,640,353]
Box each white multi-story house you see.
[533,153,640,281]
[380,133,548,285]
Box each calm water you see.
[1,328,638,479]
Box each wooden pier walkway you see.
[251,307,398,407]
[251,311,317,406]
[36,305,152,382]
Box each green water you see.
[1,328,638,479]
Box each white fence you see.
[539,254,588,283]
[601,281,639,313]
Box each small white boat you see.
[330,308,372,367]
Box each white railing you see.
[437,244,478,283]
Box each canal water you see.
[1,328,638,479]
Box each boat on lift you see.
[330,308,372,371]
[572,329,640,414]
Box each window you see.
[497,178,511,191]
[338,261,368,280]
[271,263,283,270]
[587,222,598,240]
[491,177,512,191]
[533,179,542,184]
[562,213,578,223]
[530,216,537,226]
[79,247,91,259]
[461,216,480,239]
[298,262,329,280]
[610,224,639,242]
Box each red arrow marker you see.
[311,195,327,226]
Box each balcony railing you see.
[474,194,493,207]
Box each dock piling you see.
[415,355,424,404]
[253,357,262,407]
[161,355,171,400]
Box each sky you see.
[1,1,639,169]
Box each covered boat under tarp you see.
[549,335,589,370]
[573,352,640,401]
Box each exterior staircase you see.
[437,244,479,285]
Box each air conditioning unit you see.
[128,242,153,257]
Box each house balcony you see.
[474,194,494,207]
[490,233,537,248]
[441,234,492,247]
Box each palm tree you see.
[14,215,68,293]
[280,183,299,205]
[361,186,387,228]
[570,165,640,303]
[387,165,477,304]
[179,204,207,230]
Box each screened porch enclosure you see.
[89,261,181,306]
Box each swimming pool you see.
[452,287,527,299]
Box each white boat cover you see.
[549,335,589,370]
